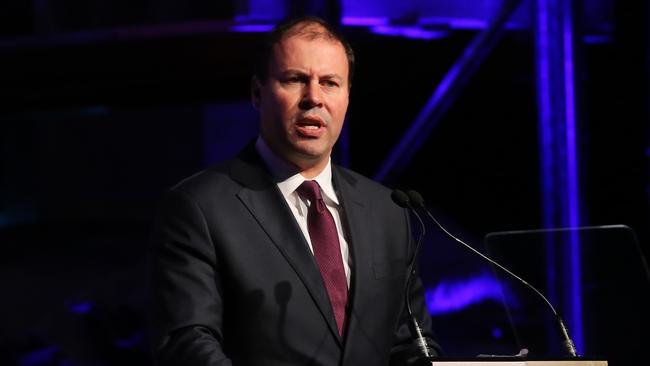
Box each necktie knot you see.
[297,180,326,212]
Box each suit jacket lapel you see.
[332,168,375,350]
[230,145,343,344]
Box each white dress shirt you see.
[255,137,352,287]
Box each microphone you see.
[391,190,432,358]
[405,190,579,357]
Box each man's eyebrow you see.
[321,73,343,81]
[281,69,307,75]
[279,70,344,82]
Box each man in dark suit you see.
[148,16,440,365]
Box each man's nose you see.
[299,81,323,109]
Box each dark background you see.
[1,0,648,365]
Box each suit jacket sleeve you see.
[148,188,232,366]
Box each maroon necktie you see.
[296,180,348,336]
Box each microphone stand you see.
[391,190,432,359]
[406,190,578,357]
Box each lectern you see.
[421,360,607,366]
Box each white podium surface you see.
[430,361,607,366]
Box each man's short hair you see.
[253,16,355,88]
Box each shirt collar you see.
[255,137,339,205]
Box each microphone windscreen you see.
[406,190,425,207]
[391,190,410,208]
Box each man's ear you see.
[251,76,261,110]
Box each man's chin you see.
[291,141,329,159]
[288,146,331,169]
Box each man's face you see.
[254,30,350,172]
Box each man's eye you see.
[284,76,306,84]
[322,80,339,88]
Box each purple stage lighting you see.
[534,0,583,353]
[425,273,514,315]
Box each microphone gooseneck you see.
[405,190,578,357]
[391,190,432,358]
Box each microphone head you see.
[391,190,410,208]
[406,190,425,207]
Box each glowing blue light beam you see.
[341,17,390,26]
[374,0,524,182]
[534,0,583,353]
[229,24,276,33]
[425,273,515,315]
[370,26,449,40]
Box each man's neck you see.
[298,160,329,179]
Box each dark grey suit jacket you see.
[148,144,439,365]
